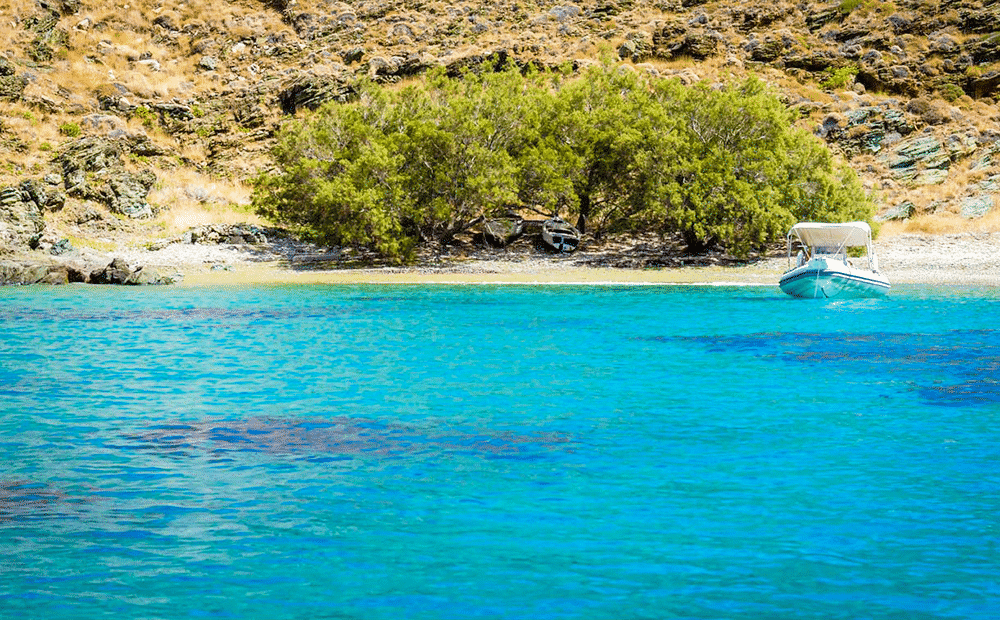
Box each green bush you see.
[938,83,965,102]
[133,106,156,128]
[254,62,873,260]
[821,64,859,90]
[58,121,81,137]
[838,0,864,14]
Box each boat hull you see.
[541,218,580,253]
[780,260,889,299]
[483,218,524,247]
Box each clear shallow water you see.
[1,283,998,619]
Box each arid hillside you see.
[1,0,998,255]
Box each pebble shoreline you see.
[105,232,1000,287]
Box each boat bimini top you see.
[787,221,879,270]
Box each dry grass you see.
[881,209,1000,235]
[0,0,35,51]
[153,201,267,235]
[147,168,264,236]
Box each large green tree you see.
[648,77,873,255]
[254,62,875,261]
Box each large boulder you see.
[652,22,722,60]
[278,75,355,114]
[105,170,156,218]
[881,134,950,184]
[89,257,173,285]
[0,187,45,248]
[817,105,916,156]
[20,177,66,212]
[56,136,157,218]
[0,260,69,285]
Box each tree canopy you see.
[253,61,874,262]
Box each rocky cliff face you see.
[1,0,998,256]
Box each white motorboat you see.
[779,221,890,298]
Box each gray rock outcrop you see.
[56,136,157,218]
[0,186,46,248]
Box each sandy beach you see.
[108,231,1000,287]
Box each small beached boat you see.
[779,221,890,298]
[541,217,580,253]
[483,214,524,247]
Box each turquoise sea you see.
[2,283,998,619]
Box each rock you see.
[279,75,354,114]
[549,5,582,22]
[151,102,193,121]
[198,55,218,71]
[968,33,1000,64]
[653,22,721,60]
[784,54,835,72]
[969,70,1000,99]
[341,47,364,64]
[65,260,96,282]
[876,201,916,221]
[618,33,652,61]
[58,136,123,195]
[20,178,66,212]
[944,133,977,160]
[56,136,157,218]
[88,258,174,285]
[89,257,131,284]
[747,37,784,63]
[80,114,125,132]
[126,265,171,285]
[49,238,74,256]
[0,260,68,285]
[107,170,156,218]
[0,187,45,248]
[232,99,267,128]
[960,195,993,219]
[806,6,839,30]
[152,14,177,31]
[881,134,949,184]
[819,105,915,155]
[961,6,1000,34]
[731,4,793,30]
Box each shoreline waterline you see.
[176,263,786,286]
[175,262,999,287]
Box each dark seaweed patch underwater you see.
[678,329,1000,407]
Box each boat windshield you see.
[813,245,843,257]
[786,222,879,271]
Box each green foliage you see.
[58,121,81,137]
[838,0,864,13]
[133,106,156,129]
[938,83,965,102]
[255,62,874,260]
[821,64,859,90]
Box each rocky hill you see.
[1,0,998,259]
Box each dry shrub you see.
[147,168,263,236]
[0,0,37,50]
[882,207,1000,236]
